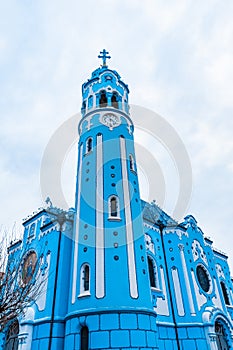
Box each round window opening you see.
[196,265,210,293]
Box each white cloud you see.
[190,119,233,169]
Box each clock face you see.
[100,113,121,129]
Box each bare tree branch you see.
[0,228,47,332]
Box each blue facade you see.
[1,51,233,350]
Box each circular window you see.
[196,265,210,293]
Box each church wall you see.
[143,215,233,349]
[6,209,74,349]
[1,55,233,350]
[143,223,173,322]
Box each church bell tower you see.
[66,50,158,350]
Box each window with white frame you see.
[80,263,90,296]
[220,281,230,305]
[86,137,93,154]
[147,256,157,288]
[108,195,120,219]
[129,154,135,172]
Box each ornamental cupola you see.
[81,49,130,117]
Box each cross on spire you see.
[98,49,111,67]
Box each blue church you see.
[1,50,233,350]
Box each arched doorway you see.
[215,320,230,350]
[4,319,19,350]
[80,326,89,350]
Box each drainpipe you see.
[48,211,66,350]
[159,223,181,350]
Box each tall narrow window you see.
[80,264,90,295]
[86,138,93,154]
[215,320,229,350]
[124,99,129,113]
[148,256,156,288]
[129,154,135,172]
[82,100,86,114]
[109,196,120,219]
[220,281,230,305]
[80,326,89,350]
[88,95,93,109]
[99,91,107,107]
[84,265,90,291]
[111,93,119,109]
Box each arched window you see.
[129,154,135,172]
[215,320,230,350]
[80,264,90,295]
[109,196,120,219]
[148,256,157,288]
[82,100,86,114]
[86,137,93,154]
[111,93,119,109]
[99,91,107,107]
[88,95,93,109]
[80,326,89,350]
[220,281,230,305]
[124,99,129,113]
[4,319,19,350]
[28,223,36,238]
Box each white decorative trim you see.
[192,239,208,265]
[145,234,155,254]
[78,291,91,298]
[71,143,83,304]
[78,109,133,135]
[85,116,93,131]
[191,269,205,311]
[156,266,169,316]
[108,217,121,221]
[36,252,51,311]
[96,134,105,298]
[120,137,138,298]
[164,229,188,240]
[143,222,159,232]
[18,307,35,350]
[216,263,225,278]
[178,244,196,315]
[213,278,223,310]
[172,268,185,316]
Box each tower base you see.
[65,310,159,350]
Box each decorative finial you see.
[45,196,53,207]
[98,49,111,67]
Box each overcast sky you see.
[1,1,233,268]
